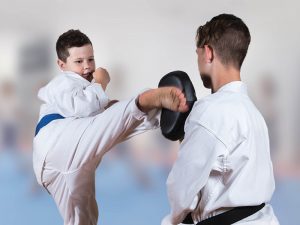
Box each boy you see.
[33,29,188,225]
[162,14,279,225]
[36,30,111,124]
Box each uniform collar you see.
[217,81,247,94]
[62,71,91,85]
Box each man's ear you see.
[57,59,65,70]
[204,45,214,63]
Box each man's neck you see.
[211,63,241,93]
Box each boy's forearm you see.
[94,81,107,91]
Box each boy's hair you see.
[196,14,251,69]
[56,29,92,62]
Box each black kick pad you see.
[158,71,197,141]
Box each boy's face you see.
[58,44,95,82]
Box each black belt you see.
[182,203,265,225]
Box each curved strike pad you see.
[158,71,197,141]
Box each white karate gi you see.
[33,71,160,225]
[37,71,109,118]
[162,81,279,225]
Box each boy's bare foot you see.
[137,87,189,113]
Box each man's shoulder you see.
[186,93,251,145]
[189,92,249,125]
[191,93,228,114]
[193,91,250,111]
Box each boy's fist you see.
[93,67,110,90]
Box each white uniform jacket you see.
[37,71,109,118]
[162,81,279,225]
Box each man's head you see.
[195,14,251,89]
[56,29,95,81]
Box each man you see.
[162,14,279,225]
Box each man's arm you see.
[162,120,225,225]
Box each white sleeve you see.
[54,82,109,117]
[162,120,226,225]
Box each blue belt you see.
[35,113,65,136]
